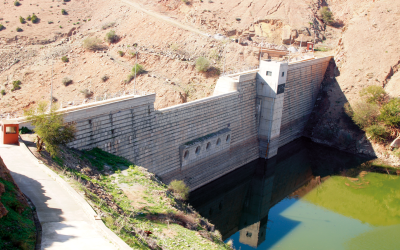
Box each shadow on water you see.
[189,137,374,248]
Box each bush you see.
[379,98,400,128]
[80,89,93,98]
[360,85,388,104]
[101,75,109,82]
[168,180,189,200]
[11,80,21,91]
[132,64,144,75]
[16,27,22,32]
[31,14,38,23]
[62,77,72,86]
[1,90,5,95]
[26,15,32,21]
[195,57,210,72]
[82,37,102,51]
[105,30,118,43]
[348,101,379,128]
[24,101,75,156]
[102,22,115,30]
[61,9,67,15]
[19,16,25,24]
[320,6,334,25]
[61,56,69,62]
[366,124,389,142]
[19,126,33,134]
[14,0,21,6]
[118,50,124,57]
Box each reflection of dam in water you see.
[189,138,368,248]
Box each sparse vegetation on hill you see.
[345,86,399,143]
[105,30,118,43]
[61,56,69,63]
[11,80,21,91]
[80,89,93,98]
[62,77,72,86]
[320,6,334,25]
[102,22,116,30]
[31,14,38,23]
[82,37,103,51]
[195,57,210,72]
[101,75,109,82]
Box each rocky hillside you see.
[0,0,399,160]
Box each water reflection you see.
[189,138,370,248]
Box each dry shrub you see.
[83,37,103,51]
[168,180,189,200]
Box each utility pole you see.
[50,60,54,109]
[223,43,227,75]
[134,44,137,94]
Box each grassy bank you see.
[22,136,231,250]
[0,178,36,250]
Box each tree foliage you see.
[320,7,334,25]
[347,101,379,129]
[365,124,389,142]
[360,85,388,105]
[24,101,75,156]
[379,98,400,128]
[168,180,189,200]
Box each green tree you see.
[24,101,75,156]
[379,98,400,128]
[320,7,334,25]
[360,85,388,105]
[346,101,380,128]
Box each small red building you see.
[307,42,314,51]
[1,121,19,145]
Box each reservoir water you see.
[189,138,400,250]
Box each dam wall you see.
[64,73,259,190]
[15,56,331,190]
[256,57,332,158]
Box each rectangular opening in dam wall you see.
[180,128,231,170]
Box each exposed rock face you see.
[0,156,29,218]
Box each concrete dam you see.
[58,56,331,190]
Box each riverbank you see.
[20,134,232,250]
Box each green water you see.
[268,173,400,250]
[189,138,400,250]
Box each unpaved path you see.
[121,0,210,38]
[0,144,118,250]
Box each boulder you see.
[390,136,400,149]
